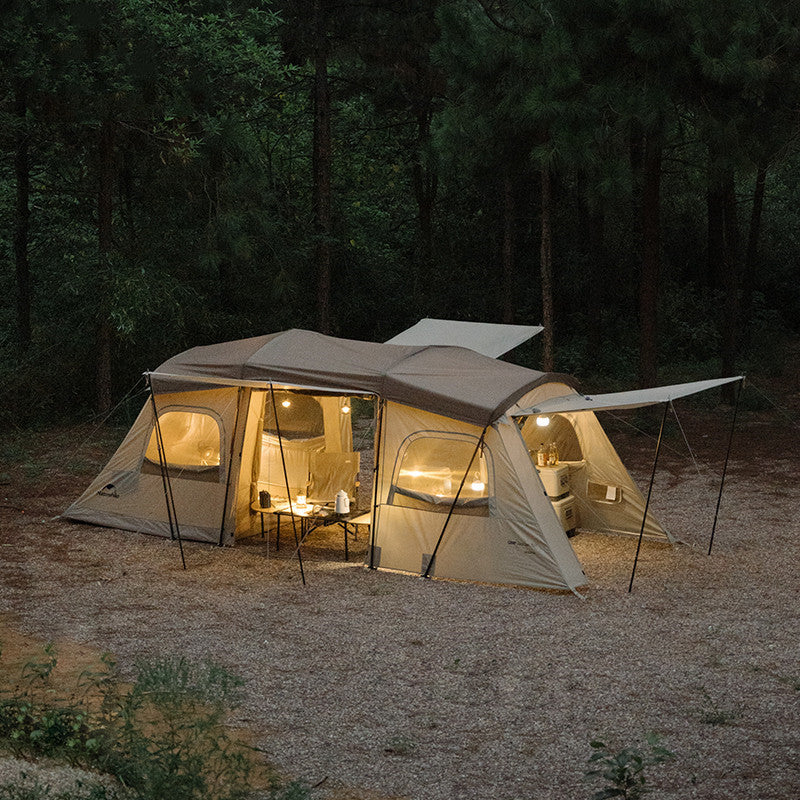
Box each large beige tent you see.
[64,327,739,592]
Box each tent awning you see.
[511,376,744,416]
[385,318,542,358]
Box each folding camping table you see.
[252,501,369,561]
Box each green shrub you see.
[585,734,675,799]
[0,644,307,800]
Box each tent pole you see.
[146,374,185,570]
[218,387,244,547]
[269,382,305,585]
[423,426,488,579]
[628,402,669,593]
[369,397,385,570]
[708,378,744,555]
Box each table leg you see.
[343,522,349,561]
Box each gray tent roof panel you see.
[154,329,558,426]
[512,376,743,416]
[385,318,543,357]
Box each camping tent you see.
[64,328,739,592]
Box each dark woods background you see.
[2,0,799,424]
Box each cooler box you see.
[536,464,570,498]
[551,495,578,534]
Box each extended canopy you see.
[512,376,743,416]
[385,318,543,358]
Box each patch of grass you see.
[0,642,309,800]
[698,688,738,726]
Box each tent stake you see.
[146,375,186,570]
[628,402,669,593]
[269,382,305,585]
[369,398,385,569]
[708,377,744,555]
[423,426,488,579]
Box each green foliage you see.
[1,0,800,420]
[586,734,675,799]
[0,643,304,800]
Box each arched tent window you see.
[145,410,222,471]
[264,391,324,440]
[388,433,493,516]
[525,413,583,461]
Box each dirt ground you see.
[1,375,799,799]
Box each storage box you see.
[551,494,578,534]
[536,464,570,498]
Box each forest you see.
[2,0,799,424]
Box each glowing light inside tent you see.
[341,405,351,414]
[281,399,292,408]
[471,480,485,492]
[536,415,550,427]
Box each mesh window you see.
[145,411,221,470]
[264,392,324,440]
[390,435,491,514]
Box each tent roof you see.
[512,376,743,416]
[385,318,542,357]
[153,329,564,427]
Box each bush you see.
[0,644,309,800]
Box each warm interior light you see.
[341,405,351,414]
[281,399,292,408]
[470,480,485,492]
[296,494,306,507]
[536,416,550,427]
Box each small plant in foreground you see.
[586,733,674,799]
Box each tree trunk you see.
[96,119,115,414]
[312,0,332,334]
[720,169,741,400]
[411,108,436,269]
[501,169,516,324]
[540,166,554,372]
[14,80,32,353]
[739,165,767,336]
[585,205,606,366]
[638,136,661,389]
[706,179,725,291]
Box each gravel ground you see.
[1,410,798,800]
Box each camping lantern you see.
[536,415,550,427]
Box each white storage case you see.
[551,494,578,534]
[536,464,570,498]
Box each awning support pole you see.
[218,387,244,547]
[628,402,669,593]
[147,374,185,570]
[269,382,305,585]
[708,378,744,555]
[422,425,488,579]
[368,398,385,570]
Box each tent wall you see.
[371,402,586,591]
[64,386,243,543]
[513,383,669,541]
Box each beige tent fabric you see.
[513,376,742,416]
[512,383,668,540]
[154,329,567,427]
[65,386,242,543]
[371,402,586,591]
[385,318,543,357]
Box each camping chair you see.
[307,451,360,508]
